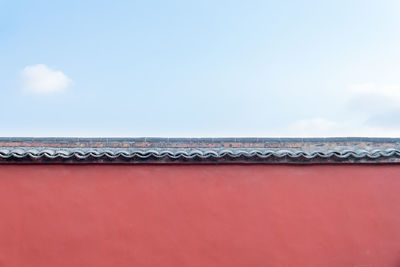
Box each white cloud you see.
[347,83,400,114]
[20,64,72,94]
[280,117,400,137]
[348,83,400,100]
[237,80,400,137]
[345,83,400,131]
[277,82,400,137]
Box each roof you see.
[0,137,400,164]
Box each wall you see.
[0,164,399,267]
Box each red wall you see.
[0,165,399,267]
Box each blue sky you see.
[1,0,400,137]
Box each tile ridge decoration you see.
[0,137,399,164]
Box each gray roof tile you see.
[0,137,399,164]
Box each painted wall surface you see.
[0,165,399,267]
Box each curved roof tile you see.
[0,137,400,164]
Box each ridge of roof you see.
[0,137,400,164]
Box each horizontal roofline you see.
[1,137,400,164]
[1,137,400,142]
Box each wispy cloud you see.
[347,83,400,113]
[348,83,400,100]
[281,83,400,137]
[20,64,72,94]
[283,118,400,137]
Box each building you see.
[0,137,400,266]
